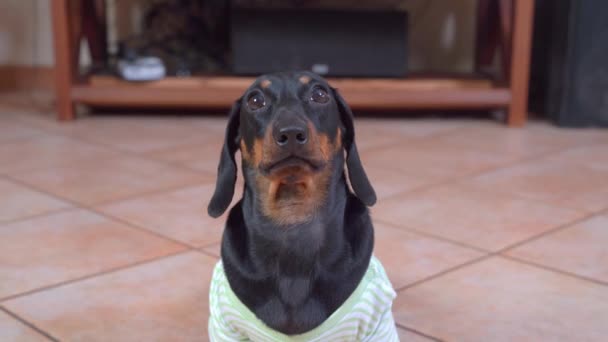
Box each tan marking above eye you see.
[299,75,311,84]
[260,79,272,88]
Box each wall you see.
[0,0,54,67]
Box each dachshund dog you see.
[208,71,398,341]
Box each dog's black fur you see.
[208,71,376,335]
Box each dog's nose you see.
[274,125,308,147]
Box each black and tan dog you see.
[208,71,397,340]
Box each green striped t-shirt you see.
[208,256,399,341]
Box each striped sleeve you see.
[363,308,399,342]
[208,262,248,342]
[361,258,399,342]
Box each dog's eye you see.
[247,92,266,110]
[310,87,330,104]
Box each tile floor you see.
[1,95,608,341]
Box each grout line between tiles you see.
[12,110,608,170]
[495,212,598,254]
[0,134,49,147]
[195,248,221,260]
[2,175,204,249]
[1,176,97,208]
[4,155,214,188]
[500,255,608,287]
[0,206,76,226]
[198,240,222,249]
[368,130,608,212]
[377,183,590,255]
[356,124,469,155]
[9,112,606,213]
[89,179,211,207]
[396,254,492,292]
[377,145,579,204]
[2,116,220,176]
[78,139,218,175]
[0,306,60,342]
[77,131,220,173]
[374,218,490,254]
[8,115,608,321]
[89,209,198,249]
[0,249,191,303]
[6,155,208,213]
[394,212,605,294]
[395,323,444,341]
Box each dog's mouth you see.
[262,155,325,176]
[254,153,332,225]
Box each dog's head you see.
[208,71,375,225]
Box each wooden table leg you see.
[507,0,535,127]
[51,0,76,121]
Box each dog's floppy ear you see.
[208,98,242,217]
[332,88,377,206]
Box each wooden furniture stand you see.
[51,0,534,126]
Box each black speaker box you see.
[230,8,408,77]
[531,0,608,127]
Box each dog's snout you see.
[274,125,308,147]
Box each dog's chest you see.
[256,280,329,334]
[278,275,313,306]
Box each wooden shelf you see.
[72,75,511,110]
[52,0,534,125]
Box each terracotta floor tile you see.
[356,118,466,139]
[66,117,218,153]
[525,122,608,146]
[3,100,608,341]
[7,110,83,136]
[506,215,608,283]
[97,183,240,247]
[360,140,511,181]
[427,122,606,161]
[0,136,122,175]
[348,126,404,151]
[145,139,224,173]
[373,184,584,251]
[365,166,442,200]
[0,121,45,144]
[12,156,208,205]
[374,223,484,289]
[0,91,53,109]
[176,117,229,134]
[201,243,221,259]
[0,209,185,299]
[466,148,608,212]
[4,252,216,342]
[0,310,48,342]
[0,95,52,121]
[0,179,71,222]
[546,143,608,168]
[397,328,435,342]
[393,257,608,341]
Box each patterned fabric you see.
[209,256,399,342]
